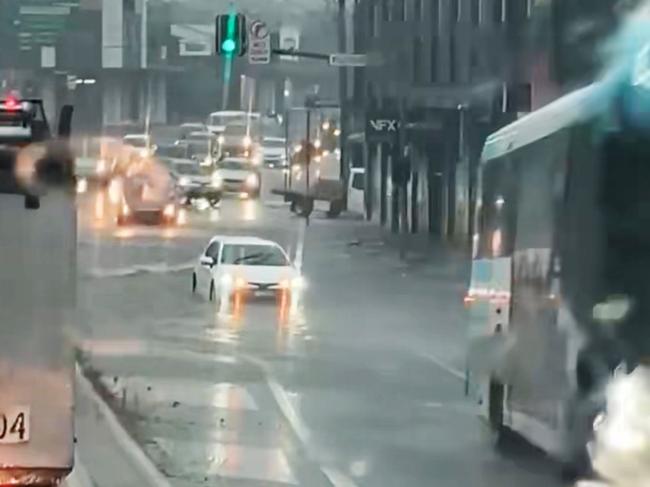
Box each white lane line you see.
[241,354,360,487]
[76,365,173,487]
[417,351,466,381]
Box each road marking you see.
[417,351,466,381]
[241,353,360,487]
[85,260,194,278]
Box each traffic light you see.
[216,13,247,57]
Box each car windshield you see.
[156,145,186,158]
[17,2,650,487]
[221,244,289,266]
[264,139,285,148]
[123,136,148,148]
[209,112,259,126]
[173,163,201,175]
[224,124,259,137]
[217,159,250,170]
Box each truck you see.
[0,96,76,485]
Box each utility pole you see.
[305,107,311,227]
[141,0,148,69]
[337,0,349,204]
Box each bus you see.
[206,110,261,135]
[466,77,650,469]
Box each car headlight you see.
[179,176,191,187]
[245,173,259,188]
[252,153,262,165]
[291,276,306,290]
[201,156,212,167]
[243,135,252,148]
[96,159,107,175]
[211,172,223,188]
[220,274,233,286]
[218,135,225,145]
[139,148,149,157]
[163,203,175,217]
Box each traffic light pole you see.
[305,108,311,226]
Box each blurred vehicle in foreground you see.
[212,157,261,199]
[261,136,287,168]
[466,70,650,474]
[0,96,76,486]
[192,235,304,304]
[170,159,221,207]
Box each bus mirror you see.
[24,194,40,209]
[57,105,73,138]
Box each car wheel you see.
[192,273,197,294]
[488,377,508,448]
[209,196,221,208]
[209,280,215,301]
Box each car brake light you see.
[4,97,19,111]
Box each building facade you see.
[350,0,636,248]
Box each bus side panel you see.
[0,190,75,472]
[503,130,571,454]
[467,257,512,418]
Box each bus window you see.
[513,132,568,251]
[478,156,517,258]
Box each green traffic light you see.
[222,38,236,53]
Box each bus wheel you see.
[488,378,507,447]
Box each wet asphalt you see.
[74,169,566,487]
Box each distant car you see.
[348,167,365,216]
[177,123,207,142]
[261,137,287,168]
[218,123,263,164]
[116,161,182,226]
[212,157,261,198]
[171,160,221,207]
[192,235,305,303]
[178,131,218,167]
[123,133,156,159]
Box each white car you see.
[261,137,287,168]
[192,236,305,302]
[212,157,261,198]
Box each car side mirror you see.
[200,255,215,267]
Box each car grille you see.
[224,179,244,184]
[249,282,278,290]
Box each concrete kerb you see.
[74,361,173,487]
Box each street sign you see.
[329,53,367,67]
[366,110,400,143]
[248,19,270,64]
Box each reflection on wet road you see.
[76,169,564,487]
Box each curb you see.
[64,452,94,487]
[75,364,173,487]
